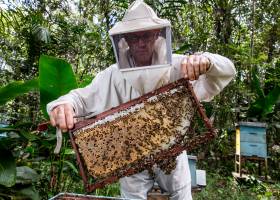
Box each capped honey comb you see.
[70,79,215,191]
[73,84,195,179]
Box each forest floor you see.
[193,173,280,200]
[64,173,280,200]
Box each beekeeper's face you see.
[124,29,160,67]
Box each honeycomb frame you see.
[69,78,216,192]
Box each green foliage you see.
[247,67,280,120]
[0,125,41,198]
[0,0,279,197]
[16,166,39,185]
[32,25,51,44]
[0,145,16,187]
[251,68,265,98]
[39,55,78,117]
[13,186,40,200]
[94,183,120,196]
[193,173,280,200]
[248,86,280,120]
[0,53,80,197]
[0,78,38,105]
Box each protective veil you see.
[109,0,173,94]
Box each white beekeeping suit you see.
[47,0,236,199]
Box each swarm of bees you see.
[73,82,197,181]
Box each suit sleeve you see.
[171,52,236,101]
[46,68,109,117]
[194,52,236,101]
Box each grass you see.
[193,173,280,200]
[85,173,280,200]
[93,183,120,196]
[45,171,280,200]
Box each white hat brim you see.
[109,17,171,35]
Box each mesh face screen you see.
[73,85,196,180]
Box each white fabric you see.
[122,66,171,95]
[46,53,236,200]
[109,0,170,35]
[120,151,192,200]
[47,53,235,116]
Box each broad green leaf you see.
[0,127,18,133]
[247,100,264,119]
[265,86,280,105]
[64,148,75,155]
[174,42,192,54]
[0,122,33,134]
[248,86,280,120]
[0,78,39,106]
[0,127,38,141]
[0,147,16,187]
[14,185,40,200]
[62,160,78,174]
[263,86,280,116]
[19,131,39,141]
[251,67,265,98]
[16,166,39,185]
[39,55,78,118]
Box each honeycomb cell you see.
[73,84,196,180]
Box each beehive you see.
[70,78,215,191]
[49,193,125,200]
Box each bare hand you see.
[181,54,210,81]
[50,103,75,132]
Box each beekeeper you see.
[47,0,236,199]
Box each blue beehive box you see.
[188,155,197,187]
[236,122,267,158]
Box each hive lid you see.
[187,155,198,160]
[49,193,133,200]
[237,121,267,128]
